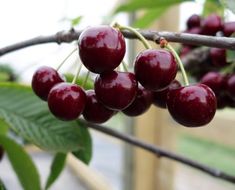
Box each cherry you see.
[152,80,181,109]
[167,84,217,127]
[122,85,152,116]
[180,46,192,58]
[187,14,201,29]
[201,14,223,36]
[209,48,226,67]
[134,49,177,91]
[82,90,116,123]
[78,26,126,74]
[48,82,86,121]
[223,22,235,37]
[95,71,138,110]
[32,66,64,101]
[200,71,224,94]
[225,74,235,99]
[0,145,4,161]
[184,27,202,35]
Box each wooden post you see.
[133,6,180,190]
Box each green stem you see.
[117,24,152,49]
[122,60,128,72]
[165,43,189,86]
[72,64,83,84]
[57,48,77,71]
[82,71,90,87]
[222,62,235,74]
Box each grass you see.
[177,135,235,176]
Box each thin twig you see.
[81,120,235,184]
[1,29,235,56]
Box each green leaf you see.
[0,179,7,190]
[133,7,167,28]
[114,0,193,13]
[45,153,67,190]
[71,16,83,26]
[64,74,94,90]
[226,49,235,63]
[0,120,9,135]
[72,121,92,164]
[0,135,41,190]
[0,83,92,153]
[220,0,235,14]
[203,0,224,17]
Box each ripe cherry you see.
[78,26,126,74]
[83,90,116,123]
[187,14,201,29]
[201,14,223,36]
[32,66,64,101]
[167,84,217,127]
[95,71,138,110]
[223,22,235,37]
[122,85,152,116]
[48,82,86,121]
[152,80,181,109]
[134,49,177,91]
[225,74,235,99]
[200,71,224,94]
[209,48,226,67]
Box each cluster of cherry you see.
[32,25,217,127]
[180,14,235,109]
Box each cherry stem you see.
[72,63,82,84]
[57,48,77,71]
[115,23,152,49]
[165,42,189,86]
[82,71,90,87]
[122,60,129,72]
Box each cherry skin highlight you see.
[82,90,116,123]
[32,66,64,101]
[166,84,217,127]
[134,49,177,91]
[122,85,152,116]
[48,82,86,121]
[95,71,138,110]
[78,26,126,74]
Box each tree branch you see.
[82,120,235,184]
[1,28,235,56]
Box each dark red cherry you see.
[223,22,235,37]
[0,145,4,161]
[83,90,116,123]
[152,80,181,109]
[209,48,226,67]
[200,72,224,94]
[134,49,177,91]
[180,46,192,58]
[167,84,217,127]
[48,82,86,121]
[122,85,152,116]
[78,26,126,74]
[32,66,64,101]
[95,71,138,110]
[201,14,223,36]
[225,74,235,99]
[187,14,201,29]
